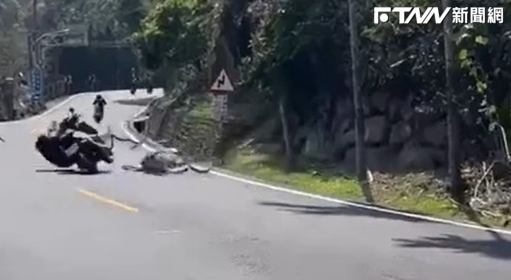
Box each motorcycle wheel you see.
[93,115,102,124]
[76,153,99,174]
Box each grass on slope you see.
[182,101,509,229]
[225,149,457,215]
[224,148,510,228]
[170,99,218,162]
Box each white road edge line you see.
[119,107,511,236]
[15,93,511,235]
[7,93,89,124]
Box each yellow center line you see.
[77,189,139,213]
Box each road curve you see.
[0,89,510,280]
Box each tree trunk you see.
[442,0,463,201]
[279,94,295,172]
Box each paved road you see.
[0,89,510,279]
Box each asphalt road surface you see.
[1,89,510,280]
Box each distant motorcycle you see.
[147,83,153,94]
[93,103,104,124]
[35,115,114,174]
[130,82,137,95]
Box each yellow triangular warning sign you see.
[210,69,233,92]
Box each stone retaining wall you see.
[300,91,492,173]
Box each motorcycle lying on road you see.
[35,115,114,174]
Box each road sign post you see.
[29,67,43,103]
[209,68,234,165]
[212,94,228,121]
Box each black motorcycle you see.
[146,79,153,94]
[35,116,114,174]
[93,103,104,124]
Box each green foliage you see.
[31,0,149,40]
[0,0,22,32]
[135,0,511,140]
[133,0,210,70]
[114,0,147,33]
[360,0,511,127]
[0,0,28,74]
[240,0,349,125]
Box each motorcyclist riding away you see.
[93,95,106,111]
[93,95,107,123]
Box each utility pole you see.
[33,0,37,28]
[442,0,462,201]
[28,0,37,69]
[348,2,367,182]
[348,0,373,202]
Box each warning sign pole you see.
[208,68,235,165]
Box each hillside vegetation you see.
[130,0,511,226]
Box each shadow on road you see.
[257,201,436,224]
[393,233,511,260]
[393,205,511,260]
[35,168,112,175]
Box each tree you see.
[113,0,146,35]
[31,0,149,40]
[133,0,211,78]
[134,0,511,204]
[0,0,28,75]
[0,0,22,31]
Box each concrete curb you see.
[118,95,182,152]
[125,120,164,150]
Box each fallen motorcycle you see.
[35,116,114,174]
